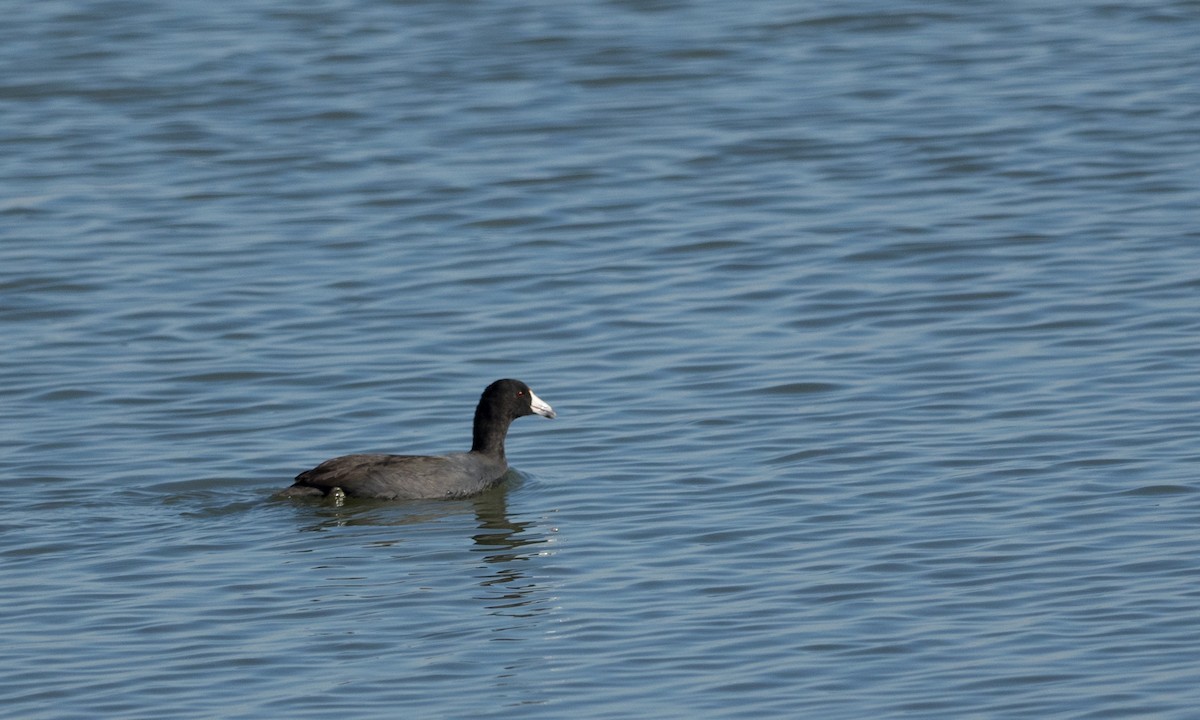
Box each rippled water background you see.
[4,1,1200,717]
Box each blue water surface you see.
[3,1,1200,718]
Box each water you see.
[3,0,1200,717]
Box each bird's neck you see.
[471,409,510,459]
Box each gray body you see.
[279,451,508,500]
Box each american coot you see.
[278,379,555,500]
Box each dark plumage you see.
[278,379,555,500]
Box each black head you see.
[478,379,556,420]
[471,379,555,456]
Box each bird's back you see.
[287,452,508,500]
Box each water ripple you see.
[3,0,1200,718]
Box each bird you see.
[277,378,555,501]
